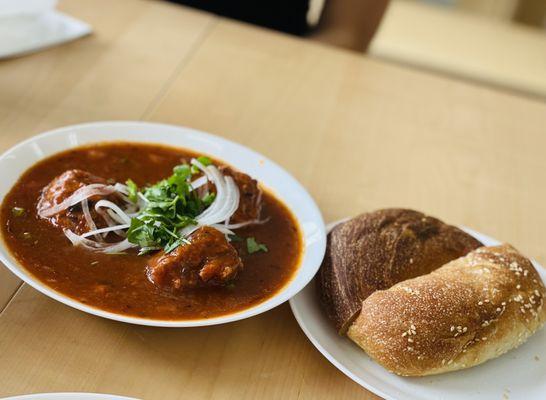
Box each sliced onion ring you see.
[38,184,116,218]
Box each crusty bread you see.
[318,209,482,333]
[347,244,546,376]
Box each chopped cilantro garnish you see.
[126,179,138,203]
[191,156,212,174]
[126,159,214,254]
[246,237,268,254]
[11,207,25,217]
[202,192,216,207]
[228,234,244,242]
[197,156,212,166]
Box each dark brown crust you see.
[317,209,482,334]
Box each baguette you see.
[347,244,546,376]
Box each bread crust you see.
[348,244,546,376]
[318,209,482,333]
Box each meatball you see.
[221,167,262,223]
[37,169,107,234]
[146,226,243,291]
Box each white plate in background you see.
[289,223,546,400]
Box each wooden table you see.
[1,0,545,398]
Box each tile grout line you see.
[140,17,220,120]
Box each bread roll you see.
[348,244,546,376]
[318,209,482,333]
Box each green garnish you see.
[126,160,213,254]
[246,237,268,254]
[191,155,212,174]
[228,234,244,242]
[11,207,25,217]
[202,192,216,207]
[126,179,138,203]
[197,156,212,166]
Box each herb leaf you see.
[126,179,138,203]
[11,207,25,217]
[126,160,213,253]
[246,237,268,254]
[197,156,212,166]
[228,234,244,242]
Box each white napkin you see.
[0,0,92,59]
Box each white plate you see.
[0,121,326,327]
[0,9,91,59]
[2,394,136,400]
[289,222,546,400]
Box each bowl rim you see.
[0,120,326,327]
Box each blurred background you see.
[2,0,545,100]
[368,0,546,99]
[169,0,546,99]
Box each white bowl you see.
[0,121,326,327]
[290,222,546,400]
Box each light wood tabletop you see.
[1,0,545,399]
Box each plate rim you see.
[0,120,326,327]
[289,220,545,399]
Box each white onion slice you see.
[208,224,235,236]
[223,218,270,230]
[64,229,136,253]
[113,183,129,195]
[183,159,241,238]
[81,224,130,238]
[81,198,102,242]
[95,200,132,224]
[101,239,137,254]
[190,175,208,190]
[190,160,240,227]
[38,184,116,218]
[97,209,126,237]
